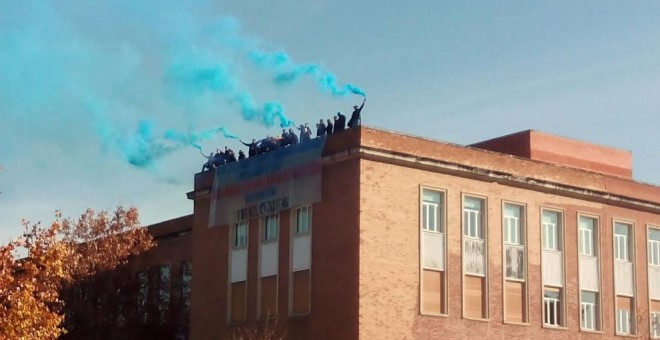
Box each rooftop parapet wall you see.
[191,127,658,207]
[358,127,659,207]
[470,129,633,178]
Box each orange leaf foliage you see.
[0,207,153,339]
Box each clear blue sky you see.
[1,0,659,243]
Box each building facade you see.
[186,127,660,339]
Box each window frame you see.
[463,196,485,240]
[543,289,562,327]
[648,226,660,267]
[616,308,632,335]
[614,221,633,263]
[422,189,444,233]
[541,210,562,251]
[234,221,248,248]
[651,311,660,339]
[419,186,448,316]
[295,206,311,235]
[263,214,280,242]
[461,192,489,320]
[580,290,598,331]
[578,215,598,257]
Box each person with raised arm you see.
[240,138,259,157]
[199,149,215,171]
[348,97,366,128]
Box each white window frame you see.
[649,228,660,267]
[614,222,632,262]
[234,221,248,248]
[264,214,279,241]
[580,291,597,331]
[543,291,561,327]
[422,201,440,232]
[651,311,660,338]
[295,206,311,235]
[617,309,632,335]
[543,222,559,251]
[463,197,484,239]
[503,212,522,246]
[579,217,596,257]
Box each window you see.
[423,190,443,233]
[463,197,484,239]
[264,215,279,241]
[503,204,523,246]
[234,221,248,248]
[420,188,446,315]
[542,211,561,251]
[649,228,660,267]
[579,216,597,256]
[580,291,597,330]
[617,309,631,334]
[296,206,311,234]
[158,265,171,323]
[181,261,192,311]
[651,311,660,338]
[543,289,562,326]
[137,271,148,323]
[615,222,631,262]
[504,203,525,281]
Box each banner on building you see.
[209,136,326,227]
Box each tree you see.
[0,207,154,339]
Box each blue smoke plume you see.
[0,0,363,169]
[249,50,367,97]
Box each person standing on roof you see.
[225,146,237,163]
[200,150,214,171]
[348,97,366,128]
[316,119,326,137]
[326,118,334,135]
[240,139,259,157]
[238,150,246,160]
[280,129,290,147]
[288,128,299,145]
[297,124,311,142]
[213,148,225,167]
[334,112,346,132]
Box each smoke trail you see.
[0,0,363,170]
[249,50,367,97]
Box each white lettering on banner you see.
[236,196,290,222]
[208,136,326,227]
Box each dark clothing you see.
[225,149,236,163]
[334,113,346,132]
[316,123,326,137]
[241,141,258,157]
[213,152,225,167]
[280,132,290,147]
[238,151,246,160]
[348,101,365,128]
[326,121,333,134]
[259,138,278,153]
[289,132,299,146]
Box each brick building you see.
[183,127,660,339]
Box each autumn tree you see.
[0,207,153,339]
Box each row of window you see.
[228,207,312,323]
[420,188,660,337]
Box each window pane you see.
[542,210,562,251]
[650,228,660,242]
[616,223,630,237]
[464,197,482,210]
[423,189,441,203]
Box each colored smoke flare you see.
[0,0,365,170]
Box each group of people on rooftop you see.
[200,97,366,172]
